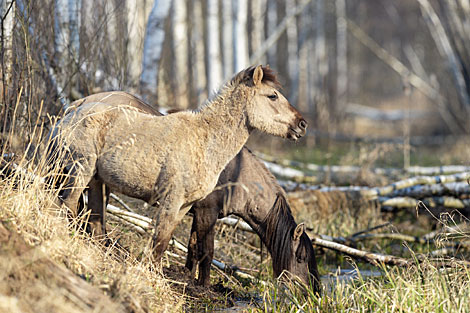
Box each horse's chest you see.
[184,170,219,203]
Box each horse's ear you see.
[293,223,305,241]
[253,65,264,86]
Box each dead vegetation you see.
[0,153,182,313]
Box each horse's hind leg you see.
[60,160,96,227]
[86,176,109,239]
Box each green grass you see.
[257,141,467,169]
[252,261,470,313]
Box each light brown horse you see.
[70,91,319,290]
[47,65,307,260]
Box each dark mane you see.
[258,193,315,278]
[230,65,281,89]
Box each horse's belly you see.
[96,155,158,202]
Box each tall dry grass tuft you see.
[0,116,182,312]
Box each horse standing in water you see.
[67,91,320,291]
[47,65,307,261]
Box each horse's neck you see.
[196,95,251,172]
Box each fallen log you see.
[351,232,470,250]
[387,182,470,198]
[283,172,470,201]
[311,235,410,266]
[365,172,470,198]
[379,196,470,209]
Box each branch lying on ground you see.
[379,196,470,209]
[311,235,410,266]
[351,232,470,250]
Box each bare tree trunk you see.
[68,0,81,57]
[313,0,327,116]
[232,0,248,72]
[172,0,189,108]
[221,0,233,80]
[0,0,15,132]
[336,0,347,111]
[191,0,207,106]
[286,0,299,103]
[266,0,277,66]
[127,0,152,87]
[417,0,470,123]
[206,0,222,95]
[54,0,70,102]
[140,0,172,104]
[297,3,312,113]
[250,0,265,65]
[1,0,15,96]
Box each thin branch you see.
[109,193,136,213]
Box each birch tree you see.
[68,0,81,58]
[172,0,189,108]
[221,0,233,80]
[1,0,15,94]
[313,0,327,105]
[336,0,347,110]
[191,0,207,105]
[266,0,277,67]
[286,0,299,103]
[0,0,15,130]
[232,0,249,72]
[250,0,266,65]
[140,0,172,103]
[53,0,70,100]
[206,0,222,95]
[298,4,312,113]
[127,0,153,86]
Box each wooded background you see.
[1,0,470,149]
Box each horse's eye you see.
[267,93,278,101]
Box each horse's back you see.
[68,91,162,116]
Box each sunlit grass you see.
[0,124,182,313]
[253,260,470,313]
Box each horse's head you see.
[262,194,320,292]
[235,65,307,141]
[283,223,320,290]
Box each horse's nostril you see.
[299,119,307,130]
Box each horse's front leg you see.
[196,221,216,287]
[185,214,198,277]
[185,205,218,283]
[151,198,188,261]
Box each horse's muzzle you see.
[287,118,308,141]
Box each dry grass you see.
[0,137,183,313]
